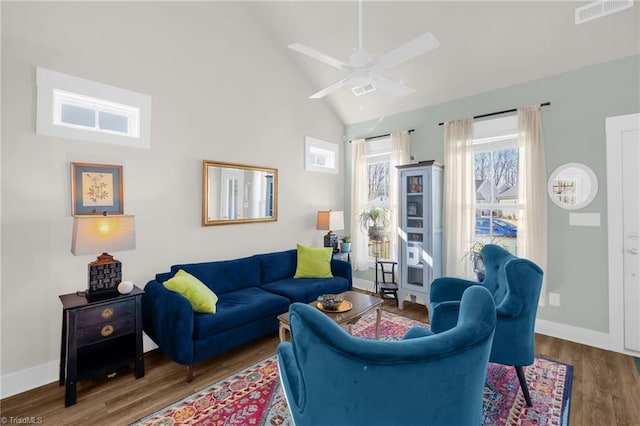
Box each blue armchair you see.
[429,244,543,406]
[277,286,496,426]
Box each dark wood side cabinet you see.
[59,286,144,407]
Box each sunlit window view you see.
[365,138,392,259]
[473,119,519,256]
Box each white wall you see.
[0,2,345,395]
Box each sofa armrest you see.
[331,259,352,289]
[142,280,195,365]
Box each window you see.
[473,116,519,254]
[54,90,139,137]
[365,137,391,259]
[37,67,151,149]
[304,136,338,173]
[366,138,391,206]
[309,146,336,169]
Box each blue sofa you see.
[142,249,352,380]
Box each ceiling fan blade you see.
[288,43,352,71]
[372,74,415,97]
[309,77,352,99]
[373,32,440,72]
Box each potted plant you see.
[358,206,390,241]
[464,237,508,282]
[339,235,351,253]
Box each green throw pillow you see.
[163,269,218,313]
[294,244,333,278]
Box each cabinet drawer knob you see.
[101,308,114,319]
[101,325,114,337]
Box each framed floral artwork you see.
[71,162,124,215]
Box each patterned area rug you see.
[133,311,572,426]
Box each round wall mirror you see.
[547,163,598,210]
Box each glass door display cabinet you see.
[396,161,443,308]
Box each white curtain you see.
[517,105,548,305]
[351,138,369,271]
[443,118,475,277]
[389,131,411,261]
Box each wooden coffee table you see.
[277,291,383,342]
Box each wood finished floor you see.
[2,295,639,425]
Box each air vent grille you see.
[352,83,376,96]
[575,0,634,25]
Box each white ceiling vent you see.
[352,83,376,96]
[575,0,634,25]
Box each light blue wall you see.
[345,54,640,332]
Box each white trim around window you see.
[36,67,151,149]
[304,136,338,174]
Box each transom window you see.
[36,67,151,149]
[309,146,336,169]
[53,89,140,138]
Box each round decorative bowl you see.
[317,294,344,311]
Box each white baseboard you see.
[0,360,59,399]
[1,333,159,399]
[535,318,611,351]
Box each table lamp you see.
[316,210,344,253]
[71,214,136,301]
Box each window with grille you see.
[36,67,151,149]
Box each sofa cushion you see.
[294,244,333,278]
[258,249,297,284]
[262,277,350,304]
[163,269,219,313]
[193,287,290,339]
[170,256,261,295]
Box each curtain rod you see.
[437,102,551,126]
[349,129,415,143]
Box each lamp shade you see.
[71,215,136,255]
[316,210,344,231]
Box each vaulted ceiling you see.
[252,1,640,124]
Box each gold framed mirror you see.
[202,160,278,226]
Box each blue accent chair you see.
[277,286,496,426]
[429,244,543,407]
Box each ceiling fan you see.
[288,0,440,99]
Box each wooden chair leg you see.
[186,365,194,383]
[515,365,532,407]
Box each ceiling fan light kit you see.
[289,0,440,99]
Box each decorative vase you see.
[341,242,351,253]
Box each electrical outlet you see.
[549,292,561,307]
